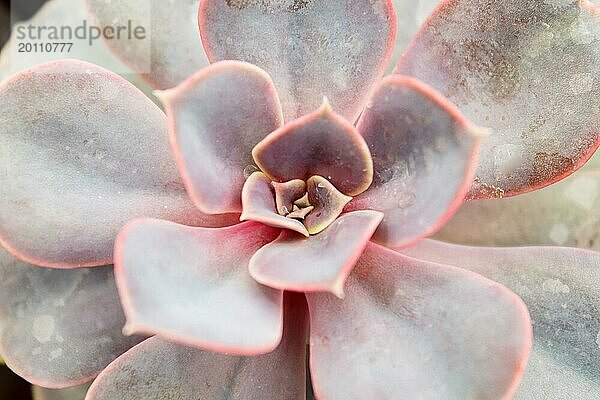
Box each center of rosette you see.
[272,176,352,235]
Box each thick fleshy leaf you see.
[436,171,600,250]
[349,75,485,248]
[115,219,283,355]
[287,206,314,220]
[304,176,353,235]
[387,0,440,72]
[396,0,600,198]
[199,0,396,122]
[250,211,383,298]
[32,383,91,400]
[253,100,373,196]
[241,172,309,237]
[158,61,283,214]
[85,0,208,89]
[401,240,600,400]
[272,179,306,216]
[86,293,309,400]
[0,246,143,388]
[307,242,531,400]
[0,60,238,268]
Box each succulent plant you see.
[0,0,599,399]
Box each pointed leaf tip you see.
[350,75,483,248]
[253,104,373,197]
[115,219,284,355]
[396,0,600,197]
[308,242,532,400]
[249,211,384,296]
[161,61,284,214]
[199,0,396,121]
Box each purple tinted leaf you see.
[85,0,208,89]
[199,0,396,121]
[349,75,485,248]
[396,0,600,198]
[115,219,283,355]
[436,171,600,250]
[307,242,532,400]
[158,61,283,214]
[272,179,306,216]
[0,247,143,388]
[402,240,600,400]
[241,172,309,237]
[250,210,383,297]
[0,60,237,268]
[253,100,373,197]
[303,176,352,235]
[87,293,308,400]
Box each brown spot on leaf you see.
[225,0,311,13]
[461,38,520,100]
[529,152,574,187]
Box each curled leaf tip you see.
[319,96,332,114]
[122,324,136,337]
[471,126,494,140]
[330,280,346,299]
[152,89,174,102]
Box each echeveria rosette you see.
[0,0,598,398]
[98,28,529,400]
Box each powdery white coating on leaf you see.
[303,176,353,235]
[86,293,308,400]
[0,247,143,389]
[307,243,531,400]
[436,171,600,250]
[115,220,284,355]
[32,383,91,400]
[249,210,384,297]
[85,0,209,89]
[199,0,396,122]
[402,240,600,400]
[252,101,373,197]
[0,60,238,268]
[241,172,309,236]
[159,61,284,214]
[386,0,440,72]
[272,179,306,215]
[396,0,600,198]
[350,75,484,248]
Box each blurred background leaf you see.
[32,383,90,400]
[0,5,49,399]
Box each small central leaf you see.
[244,174,353,235]
[272,179,306,216]
[304,176,352,235]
